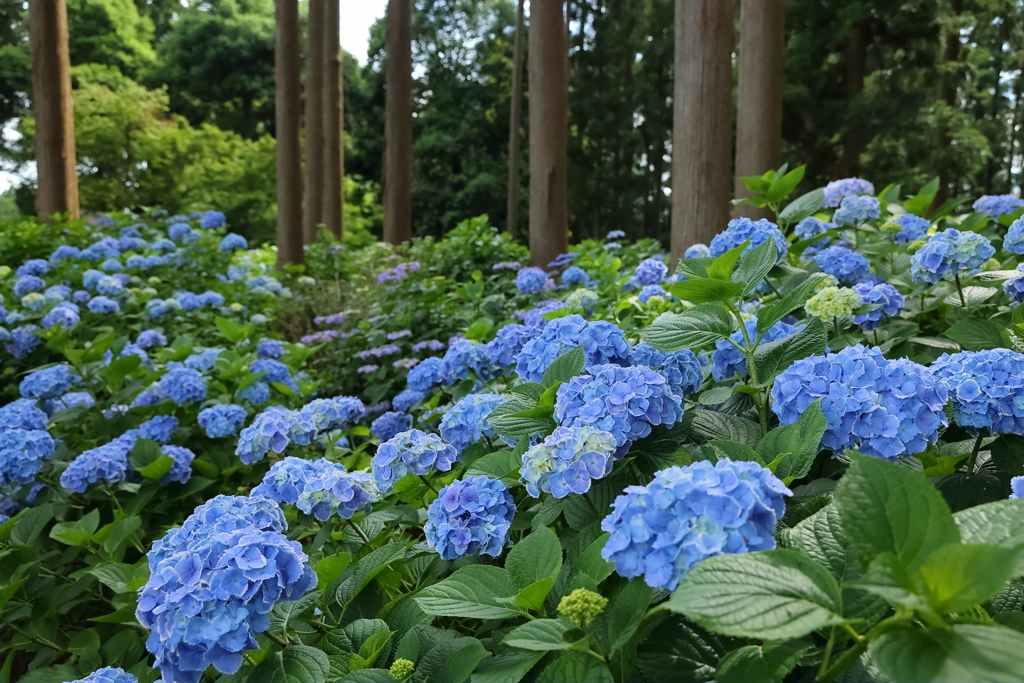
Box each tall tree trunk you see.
[528,0,569,268]
[835,19,868,178]
[29,0,79,220]
[276,0,304,266]
[303,0,325,243]
[734,0,785,220]
[505,0,526,237]
[383,0,412,244]
[934,0,963,209]
[323,0,343,238]
[670,0,734,264]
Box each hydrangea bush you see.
[5,179,1024,683]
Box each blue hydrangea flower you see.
[548,252,579,267]
[235,407,294,464]
[555,364,684,450]
[632,343,703,397]
[252,457,377,520]
[40,305,79,329]
[1005,218,1024,254]
[371,411,413,441]
[519,299,569,328]
[711,320,802,381]
[851,282,905,331]
[101,258,123,272]
[256,338,285,359]
[823,177,875,207]
[19,365,80,399]
[139,415,179,443]
[136,330,167,349]
[45,391,95,414]
[407,356,449,392]
[891,214,930,244]
[250,359,297,391]
[638,284,671,304]
[373,429,459,492]
[16,259,49,277]
[219,233,248,252]
[198,404,248,438]
[299,396,364,432]
[709,218,788,262]
[1004,265,1024,305]
[601,460,791,590]
[49,244,82,263]
[973,194,1024,219]
[811,246,871,285]
[772,344,947,459]
[13,275,45,298]
[516,267,548,293]
[635,258,668,285]
[442,339,499,384]
[0,399,48,430]
[519,426,615,498]
[485,324,535,369]
[910,228,996,284]
[65,667,138,683]
[392,389,425,412]
[137,495,316,683]
[72,290,91,303]
[156,368,206,405]
[1012,477,1024,499]
[439,394,507,452]
[562,266,590,286]
[240,381,270,406]
[61,440,133,492]
[794,217,833,240]
[200,210,226,229]
[515,314,632,383]
[160,445,195,485]
[425,476,515,560]
[931,349,1024,435]
[833,195,881,226]
[200,290,226,307]
[0,427,55,487]
[5,325,38,359]
[180,348,222,373]
[87,296,120,314]
[82,238,121,262]
[684,243,710,259]
[168,222,195,241]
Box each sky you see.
[341,0,388,65]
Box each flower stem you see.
[419,474,438,495]
[966,433,985,474]
[346,518,371,544]
[955,273,967,307]
[263,629,289,648]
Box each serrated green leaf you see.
[687,410,762,447]
[779,187,824,225]
[732,239,779,295]
[755,272,830,335]
[918,543,1019,613]
[944,318,1007,351]
[536,651,613,683]
[504,619,580,651]
[752,316,828,386]
[10,502,53,545]
[249,645,329,683]
[414,565,525,620]
[471,651,545,683]
[870,624,1024,683]
[636,614,736,683]
[603,579,652,651]
[670,279,744,303]
[335,543,408,608]
[706,242,748,280]
[716,639,812,683]
[783,504,857,582]
[506,526,562,610]
[955,497,1024,575]
[640,304,734,352]
[765,165,805,204]
[757,400,826,481]
[541,345,586,388]
[49,509,100,546]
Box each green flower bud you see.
[389,658,415,681]
[880,220,901,234]
[805,286,861,319]
[557,588,608,627]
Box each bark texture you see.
[29,0,79,220]
[383,0,412,244]
[276,0,304,266]
[528,0,569,268]
[670,0,735,264]
[505,0,526,237]
[303,0,325,243]
[734,0,785,220]
[323,0,343,238]
[835,20,868,178]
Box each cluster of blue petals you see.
[851,282,905,331]
[973,194,1024,219]
[709,218,787,262]
[372,429,459,492]
[910,228,996,284]
[931,349,1024,435]
[19,364,80,399]
[252,457,377,520]
[515,267,548,293]
[823,177,874,207]
[424,476,516,560]
[198,404,248,438]
[711,320,802,381]
[833,195,880,226]
[519,426,615,498]
[811,246,871,285]
[439,393,507,452]
[891,214,930,244]
[515,314,631,383]
[631,343,703,397]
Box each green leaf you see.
[215,315,253,343]
[706,242,748,280]
[670,279,745,303]
[414,565,525,620]
[488,398,557,440]
[471,651,546,683]
[602,579,652,651]
[510,383,546,401]
[667,548,845,639]
[989,434,1024,476]
[337,670,394,683]
[101,515,142,554]
[675,257,714,280]
[870,624,1024,683]
[765,165,805,204]
[778,187,824,225]
[732,239,779,295]
[138,453,174,480]
[504,618,580,651]
[466,449,521,481]
[639,305,734,352]
[506,526,562,611]
[314,553,351,605]
[751,316,828,386]
[128,437,162,471]
[755,273,831,334]
[49,509,100,546]
[541,345,586,388]
[943,286,999,307]
[687,409,762,447]
[783,504,858,582]
[944,318,1007,351]
[902,176,940,216]
[636,614,736,683]
[411,627,488,683]
[249,645,330,683]
[833,454,960,572]
[335,543,408,608]
[955,498,1024,575]
[707,439,763,464]
[757,400,826,481]
[1012,304,1024,344]
[716,639,812,683]
[10,503,53,545]
[697,386,734,406]
[536,652,613,683]
[0,578,26,614]
[918,543,1019,613]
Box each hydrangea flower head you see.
[255,338,285,359]
[632,343,703,397]
[833,195,881,226]
[772,345,947,459]
[519,426,615,498]
[851,282,904,331]
[136,329,167,349]
[1004,265,1024,305]
[562,266,590,286]
[601,460,791,589]
[794,217,833,240]
[711,320,802,380]
[60,441,132,492]
[299,396,364,432]
[425,476,516,560]
[443,339,498,383]
[200,210,227,229]
[519,299,568,328]
[16,259,49,277]
[516,267,548,293]
[199,404,248,438]
[709,218,787,262]
[824,177,875,208]
[252,457,377,520]
[890,214,930,244]
[139,415,179,443]
[250,359,297,391]
[371,411,412,441]
[5,325,41,359]
[931,349,1024,435]
[158,368,207,405]
[87,296,120,314]
[49,244,82,263]
[240,381,270,406]
[0,398,48,431]
[1005,218,1024,254]
[19,364,80,399]
[392,389,425,412]
[910,228,996,284]
[137,495,316,683]
[515,314,632,383]
[638,284,670,304]
[13,275,45,297]
[555,364,683,449]
[635,258,668,285]
[41,305,79,329]
[566,288,599,309]
[373,429,459,492]
[0,427,55,487]
[811,246,871,284]
[160,445,195,485]
[973,194,1024,219]
[684,243,711,259]
[66,667,138,683]
[1012,477,1024,500]
[439,393,507,452]
[805,286,862,319]
[406,356,446,392]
